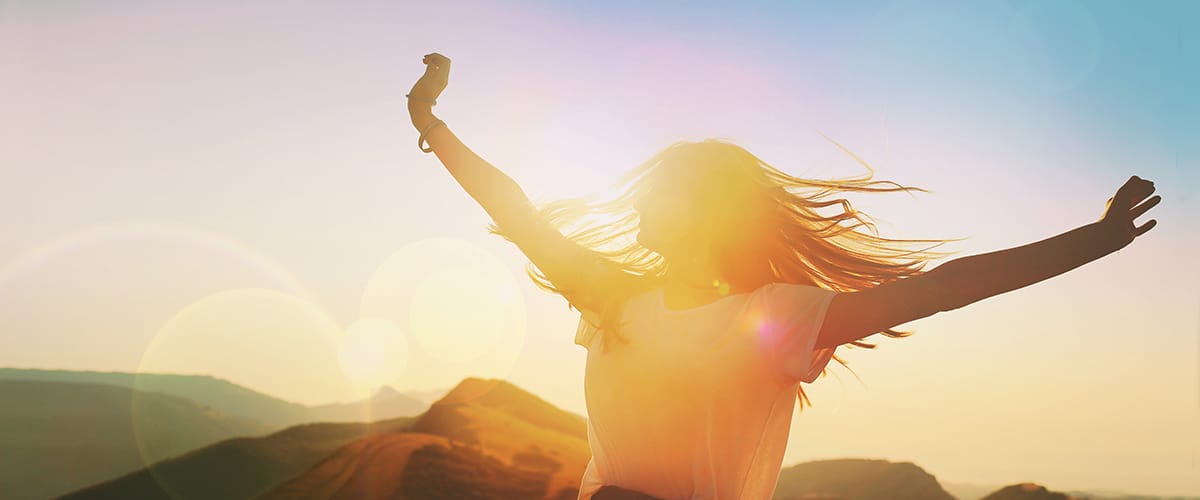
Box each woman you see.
[405,53,1161,500]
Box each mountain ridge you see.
[0,367,428,426]
[22,371,1193,500]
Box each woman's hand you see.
[1100,175,1161,250]
[408,52,451,109]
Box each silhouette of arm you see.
[410,108,635,313]
[813,220,1124,350]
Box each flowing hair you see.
[488,136,966,413]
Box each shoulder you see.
[758,281,837,303]
[573,277,659,348]
[572,275,658,319]
[751,282,839,333]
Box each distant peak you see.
[981,482,1083,500]
[433,377,575,417]
[436,377,517,406]
[414,377,586,441]
[372,385,401,398]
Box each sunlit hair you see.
[489,137,965,413]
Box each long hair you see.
[488,136,965,413]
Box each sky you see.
[1,0,1197,496]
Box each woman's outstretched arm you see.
[406,53,636,313]
[409,104,532,230]
[814,175,1162,350]
[925,219,1124,312]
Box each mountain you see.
[401,386,453,405]
[307,384,429,423]
[944,480,1200,500]
[257,377,590,500]
[256,432,569,500]
[981,482,1084,500]
[981,483,1200,500]
[49,373,1191,500]
[944,480,1009,500]
[1063,490,1200,500]
[59,415,416,500]
[0,379,272,500]
[0,369,429,500]
[0,368,429,428]
[772,458,957,500]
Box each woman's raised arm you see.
[405,53,636,315]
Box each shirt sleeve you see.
[574,305,603,349]
[757,283,839,384]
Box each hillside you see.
[981,482,1085,499]
[0,367,428,427]
[59,415,415,500]
[0,379,271,500]
[772,458,957,500]
[257,377,590,500]
[44,373,1192,500]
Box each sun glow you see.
[337,317,409,398]
[136,288,349,405]
[359,237,527,389]
[409,264,509,362]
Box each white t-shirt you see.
[574,282,838,500]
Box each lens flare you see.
[0,219,317,302]
[136,288,348,405]
[360,236,526,392]
[338,316,409,399]
[133,287,351,498]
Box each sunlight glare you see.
[338,317,409,399]
[409,265,507,362]
[133,288,352,482]
[359,237,527,390]
[136,288,349,404]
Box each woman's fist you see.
[1100,175,1161,250]
[408,52,451,107]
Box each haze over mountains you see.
[0,368,429,427]
[0,368,433,500]
[1,368,1192,500]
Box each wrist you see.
[1092,219,1128,253]
[409,105,437,130]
